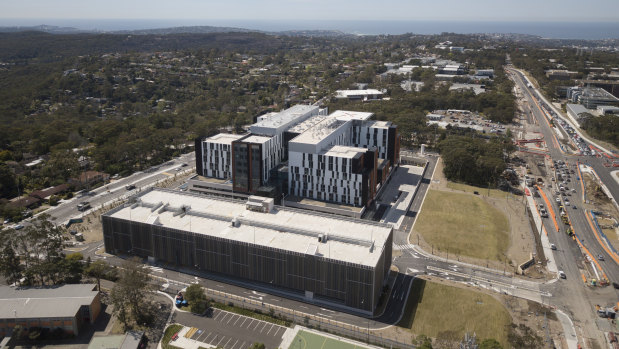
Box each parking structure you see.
[183,308,288,349]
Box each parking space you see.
[179,308,288,349]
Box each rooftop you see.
[331,110,374,122]
[290,117,346,148]
[323,145,367,159]
[0,284,98,320]
[105,188,391,267]
[205,133,244,145]
[241,135,272,144]
[287,114,332,134]
[335,89,383,98]
[250,105,319,135]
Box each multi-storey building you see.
[194,105,399,208]
[102,188,393,314]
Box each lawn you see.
[446,181,510,199]
[414,189,509,261]
[288,330,370,349]
[398,279,511,347]
[161,324,183,349]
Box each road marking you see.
[226,314,235,324]
[214,311,224,321]
[240,317,248,327]
[216,335,225,347]
[259,322,268,333]
[246,319,255,329]
[203,332,213,342]
[220,313,231,323]
[252,321,261,331]
[231,339,239,349]
[266,323,275,335]
[240,341,247,349]
[196,330,208,342]
[273,327,282,337]
[223,337,232,348]
[233,315,242,326]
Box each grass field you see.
[446,181,510,199]
[414,189,509,261]
[398,279,511,347]
[288,330,368,349]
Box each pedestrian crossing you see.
[393,243,421,258]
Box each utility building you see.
[102,188,393,314]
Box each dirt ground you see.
[374,275,563,349]
[66,172,195,246]
[582,172,619,251]
[411,158,537,273]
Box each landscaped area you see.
[414,189,509,261]
[288,330,370,349]
[398,279,511,347]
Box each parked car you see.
[558,271,566,279]
[125,184,136,190]
[550,244,557,250]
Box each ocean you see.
[1,18,618,40]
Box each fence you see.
[158,276,415,349]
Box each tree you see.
[0,163,18,198]
[0,214,66,286]
[85,259,108,291]
[184,284,209,314]
[479,338,503,349]
[62,252,84,284]
[249,342,265,349]
[110,257,153,329]
[415,334,433,349]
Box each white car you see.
[558,271,566,279]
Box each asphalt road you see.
[36,152,195,225]
[508,67,614,346]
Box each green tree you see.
[0,242,22,285]
[110,257,153,329]
[85,259,109,291]
[415,334,433,349]
[249,342,265,349]
[184,284,209,314]
[479,338,503,349]
[62,252,84,284]
[0,163,18,198]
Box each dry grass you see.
[398,279,511,347]
[414,189,509,261]
[446,181,510,199]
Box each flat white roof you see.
[205,133,244,145]
[106,189,391,267]
[336,89,383,97]
[331,110,374,121]
[323,145,366,159]
[287,114,332,134]
[242,135,272,144]
[250,105,319,135]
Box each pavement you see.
[26,152,195,227]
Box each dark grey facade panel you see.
[102,215,390,312]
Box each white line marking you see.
[203,332,213,342]
[246,319,255,329]
[226,314,235,324]
[266,323,275,335]
[259,322,267,333]
[216,335,225,347]
[233,315,242,326]
[253,321,261,331]
[231,339,239,349]
[240,317,248,327]
[223,337,232,348]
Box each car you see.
[14,224,24,230]
[181,163,188,167]
[550,244,557,250]
[556,197,561,203]
[573,205,577,209]
[613,282,619,290]
[598,255,605,261]
[565,201,570,206]
[3,218,10,225]
[558,271,566,279]
[125,184,136,190]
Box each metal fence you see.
[159,277,415,349]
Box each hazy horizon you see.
[1,18,618,40]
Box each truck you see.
[77,202,91,212]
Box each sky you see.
[2,0,619,23]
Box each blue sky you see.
[2,0,619,22]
